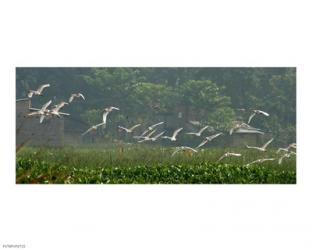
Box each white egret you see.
[171,146,198,157]
[27,84,50,98]
[69,93,85,103]
[245,158,275,167]
[102,106,120,124]
[50,101,68,117]
[140,122,164,136]
[217,152,242,162]
[196,132,223,149]
[82,122,106,136]
[135,130,157,143]
[229,122,263,135]
[246,138,274,152]
[118,124,141,133]
[162,128,183,141]
[186,125,209,137]
[248,109,269,124]
[27,100,52,123]
[278,151,296,165]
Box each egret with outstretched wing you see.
[140,122,164,136]
[102,106,120,124]
[186,125,209,136]
[28,84,50,98]
[246,138,274,152]
[196,132,223,149]
[27,100,52,123]
[82,122,106,136]
[245,158,275,167]
[171,146,198,157]
[69,93,85,103]
[217,152,241,162]
[248,109,269,124]
[162,128,183,141]
[118,124,141,133]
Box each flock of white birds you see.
[24,83,296,166]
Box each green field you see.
[16,145,296,184]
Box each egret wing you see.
[153,131,165,140]
[198,125,209,134]
[41,100,52,111]
[184,146,197,153]
[258,110,269,116]
[171,148,182,156]
[118,126,128,132]
[248,112,256,124]
[78,93,85,100]
[262,138,274,149]
[37,84,50,93]
[39,115,45,123]
[150,121,164,129]
[196,138,208,149]
[172,127,183,138]
[102,111,109,124]
[82,127,93,136]
[130,124,141,131]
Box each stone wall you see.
[228,133,263,147]
[16,99,64,147]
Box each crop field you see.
[16,145,296,184]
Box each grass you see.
[16,145,296,184]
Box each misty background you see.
[16,67,296,146]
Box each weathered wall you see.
[228,133,263,147]
[16,99,64,147]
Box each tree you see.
[16,67,296,145]
[179,80,235,130]
[129,82,177,119]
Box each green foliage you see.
[179,80,235,130]
[179,80,231,109]
[16,67,296,145]
[207,107,236,131]
[80,109,102,125]
[16,147,296,184]
[130,82,177,116]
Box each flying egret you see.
[196,132,223,149]
[276,147,289,154]
[229,122,263,135]
[82,122,106,136]
[162,128,183,141]
[276,143,296,154]
[69,93,85,103]
[27,84,50,98]
[186,125,209,137]
[217,152,242,162]
[278,151,296,165]
[50,101,68,117]
[118,124,141,133]
[248,109,269,124]
[135,130,157,143]
[137,131,166,143]
[102,106,120,124]
[245,158,275,167]
[288,143,296,150]
[171,146,198,157]
[27,100,52,123]
[246,138,274,152]
[140,122,164,137]
[150,131,166,142]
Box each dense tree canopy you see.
[16,67,296,145]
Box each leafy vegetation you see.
[16,146,296,184]
[16,68,296,146]
[16,68,296,184]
